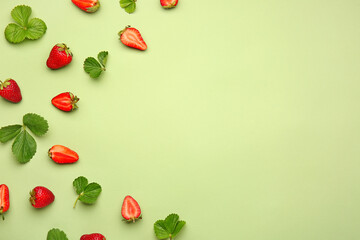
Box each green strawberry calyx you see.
[69,92,79,110]
[118,25,131,37]
[0,79,12,90]
[86,1,101,13]
[56,43,73,57]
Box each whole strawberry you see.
[49,145,79,164]
[118,26,147,51]
[160,0,178,8]
[121,195,142,222]
[0,79,22,103]
[0,184,10,220]
[80,233,106,240]
[51,92,79,112]
[72,0,100,13]
[47,43,73,69]
[29,186,55,209]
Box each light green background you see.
[1,0,360,239]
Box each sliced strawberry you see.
[48,145,79,164]
[0,184,10,220]
[72,0,100,13]
[118,26,147,51]
[80,233,106,240]
[121,195,142,222]
[160,0,178,8]
[0,79,22,103]
[51,92,79,112]
[29,186,55,209]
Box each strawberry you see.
[118,26,147,51]
[0,79,22,103]
[80,233,106,240]
[121,195,142,222]
[48,145,79,164]
[72,0,100,13]
[51,92,79,112]
[46,43,73,69]
[160,0,178,8]
[0,184,10,220]
[29,186,55,209]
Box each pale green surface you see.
[1,0,360,239]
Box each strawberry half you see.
[0,79,22,103]
[80,233,106,240]
[29,186,55,209]
[118,26,147,51]
[72,0,100,13]
[49,145,79,164]
[0,184,10,220]
[46,43,73,69]
[160,0,178,8]
[121,195,142,222]
[51,92,79,112]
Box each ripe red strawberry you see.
[0,184,10,220]
[29,186,55,209]
[121,195,142,222]
[118,26,147,51]
[0,79,22,103]
[160,0,178,8]
[80,233,106,240]
[48,145,79,164]
[51,92,79,112]
[46,43,73,69]
[72,0,100,13]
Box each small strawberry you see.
[121,195,142,222]
[29,186,55,209]
[160,0,178,8]
[0,184,10,220]
[51,92,79,112]
[118,26,147,51]
[0,79,22,103]
[46,43,73,69]
[72,0,100,13]
[48,145,79,164]
[80,233,106,240]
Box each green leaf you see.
[23,113,49,136]
[12,130,36,163]
[79,182,102,204]
[47,228,69,240]
[0,125,22,143]
[120,0,136,14]
[73,176,88,195]
[11,5,32,26]
[5,23,26,43]
[25,18,47,40]
[154,220,170,239]
[84,57,103,78]
[164,214,179,234]
[172,221,186,238]
[97,51,108,68]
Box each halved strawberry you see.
[118,26,147,51]
[121,195,142,222]
[72,0,100,13]
[48,145,79,164]
[160,0,178,8]
[51,92,79,112]
[0,184,10,220]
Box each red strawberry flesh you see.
[29,186,55,209]
[161,0,178,8]
[119,26,147,51]
[49,145,79,164]
[0,79,22,103]
[72,0,100,13]
[51,92,79,112]
[0,184,10,220]
[121,195,141,222]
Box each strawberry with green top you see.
[0,184,10,220]
[29,186,55,209]
[51,92,79,112]
[118,26,147,51]
[160,0,178,8]
[72,0,100,13]
[47,43,73,69]
[80,233,106,240]
[121,195,142,222]
[0,79,22,103]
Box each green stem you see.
[73,195,80,208]
[0,207,4,221]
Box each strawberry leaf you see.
[164,214,179,233]
[154,220,170,239]
[84,57,103,78]
[11,5,31,27]
[120,0,136,14]
[154,214,186,240]
[5,23,27,44]
[23,113,49,136]
[25,18,47,40]
[97,51,108,68]
[172,221,186,238]
[0,125,22,143]
[73,176,88,195]
[47,228,69,240]
[79,183,102,204]
[12,129,36,163]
